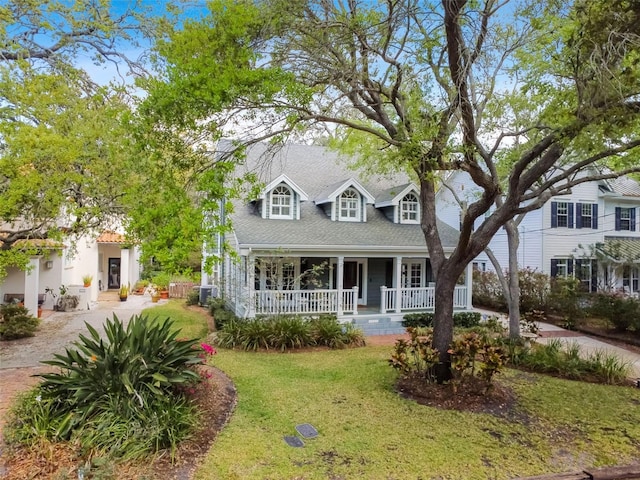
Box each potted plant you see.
[82,275,93,287]
[148,284,160,303]
[152,272,171,300]
[119,284,129,302]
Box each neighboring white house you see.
[437,170,640,294]
[0,230,141,317]
[203,141,473,329]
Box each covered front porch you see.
[223,253,473,320]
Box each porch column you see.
[337,256,344,316]
[120,248,130,289]
[247,255,256,318]
[394,256,402,313]
[465,261,473,310]
[24,257,40,317]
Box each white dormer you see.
[314,178,375,222]
[375,183,421,224]
[259,174,308,220]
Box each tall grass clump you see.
[4,314,213,460]
[521,339,631,384]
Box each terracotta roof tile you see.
[96,231,126,243]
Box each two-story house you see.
[205,141,473,332]
[437,170,640,294]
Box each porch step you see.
[348,316,406,336]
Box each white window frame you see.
[556,258,570,278]
[400,192,419,224]
[339,188,361,222]
[401,260,425,288]
[270,184,293,219]
[556,202,569,228]
[256,258,300,290]
[619,207,632,231]
[581,203,592,229]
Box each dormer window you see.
[400,193,419,223]
[270,184,292,219]
[340,188,361,221]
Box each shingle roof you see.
[608,177,640,197]
[220,140,459,253]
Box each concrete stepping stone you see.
[284,435,304,447]
[295,423,318,439]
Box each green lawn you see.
[195,346,640,480]
[142,300,210,340]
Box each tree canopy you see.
[123,0,640,378]
[0,0,161,277]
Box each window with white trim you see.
[580,203,592,228]
[556,202,569,228]
[270,184,292,219]
[256,259,299,290]
[339,188,360,221]
[400,192,419,223]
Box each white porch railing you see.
[254,289,333,315]
[380,286,468,313]
[253,285,467,316]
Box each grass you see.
[195,346,640,480]
[142,300,210,339]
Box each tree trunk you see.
[432,268,457,383]
[504,220,521,339]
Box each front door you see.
[341,260,366,305]
[108,258,121,289]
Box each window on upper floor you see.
[270,184,293,219]
[576,203,598,229]
[615,207,636,231]
[339,188,360,221]
[551,201,573,228]
[400,192,419,223]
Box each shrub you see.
[448,332,507,393]
[389,327,439,381]
[215,315,365,351]
[547,277,584,323]
[453,312,481,328]
[185,288,200,306]
[402,312,481,329]
[0,304,40,340]
[311,315,347,348]
[268,315,314,351]
[589,292,640,333]
[9,314,209,457]
[472,270,507,311]
[209,298,237,330]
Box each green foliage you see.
[390,326,507,392]
[0,303,39,340]
[402,311,480,329]
[589,292,640,333]
[185,288,200,306]
[473,269,552,313]
[215,315,365,351]
[5,313,212,461]
[547,277,584,323]
[19,314,205,456]
[209,299,238,331]
[388,327,439,381]
[521,339,631,385]
[448,332,507,393]
[267,315,314,351]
